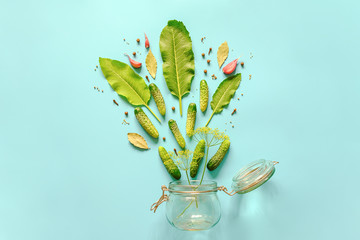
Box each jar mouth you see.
[169,180,218,192]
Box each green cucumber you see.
[186,103,197,136]
[190,139,206,178]
[134,107,159,138]
[149,83,166,116]
[168,119,186,148]
[158,146,181,180]
[207,139,230,171]
[200,80,208,112]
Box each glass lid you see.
[231,159,278,194]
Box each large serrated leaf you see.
[217,41,229,68]
[145,49,157,79]
[206,73,242,126]
[127,133,150,150]
[160,20,195,116]
[99,57,161,122]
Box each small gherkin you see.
[134,107,159,138]
[190,139,206,178]
[200,80,209,112]
[207,140,230,171]
[186,103,197,136]
[168,119,186,149]
[149,83,166,116]
[158,146,181,179]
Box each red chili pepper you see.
[223,57,240,75]
[144,33,150,48]
[125,54,142,68]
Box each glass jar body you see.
[165,180,221,231]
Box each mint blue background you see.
[1,0,359,239]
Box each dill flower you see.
[193,127,229,147]
[169,150,193,171]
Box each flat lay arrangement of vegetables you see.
[98,19,249,217]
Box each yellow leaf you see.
[145,49,157,79]
[217,41,229,68]
[127,133,150,150]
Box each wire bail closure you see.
[150,185,237,213]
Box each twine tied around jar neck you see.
[150,185,237,213]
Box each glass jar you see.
[166,180,220,231]
[151,159,278,231]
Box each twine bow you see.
[150,185,169,213]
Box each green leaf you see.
[99,57,161,122]
[160,20,195,116]
[205,73,242,126]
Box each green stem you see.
[205,111,215,127]
[145,104,161,123]
[185,170,191,185]
[179,95,182,116]
[177,199,194,218]
[199,145,210,185]
[185,170,198,208]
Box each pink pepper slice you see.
[222,58,240,75]
[125,54,142,68]
[144,33,150,48]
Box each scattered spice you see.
[174,148,178,156]
[122,119,130,125]
[172,106,175,111]
[211,74,217,80]
[102,90,104,93]
[145,75,150,82]
[249,74,252,80]
[201,53,205,57]
[240,62,244,67]
[125,111,128,116]
[201,37,204,42]
[232,125,234,128]
[132,52,136,56]
[123,38,125,41]
[96,65,98,68]
[208,48,212,55]
[163,137,166,141]
[136,38,140,43]
[94,68,96,71]
[241,93,244,96]
[207,59,211,64]
[113,99,119,106]
[94,86,96,89]
[250,52,253,59]
[204,69,207,74]
[231,108,237,115]
[237,98,239,100]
